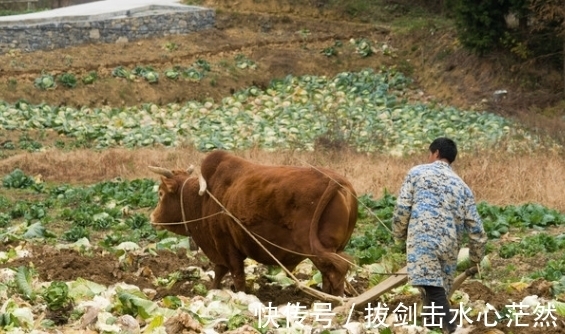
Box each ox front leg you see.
[212,264,229,290]
[228,260,248,293]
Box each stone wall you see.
[0,5,215,54]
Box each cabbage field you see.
[0,69,552,155]
[1,66,565,334]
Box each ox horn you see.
[187,164,196,174]
[148,166,174,178]
[198,174,207,196]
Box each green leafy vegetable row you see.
[478,202,565,238]
[1,68,553,154]
[3,169,565,250]
[1,169,160,246]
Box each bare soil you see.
[2,241,564,333]
[1,1,565,333]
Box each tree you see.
[452,0,565,95]
[529,0,565,94]
[452,1,514,54]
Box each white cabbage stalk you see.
[12,307,34,329]
[76,295,113,312]
[95,312,122,333]
[117,314,140,333]
[231,291,262,308]
[365,262,394,274]
[68,278,107,301]
[187,298,207,314]
[156,237,181,250]
[248,300,266,314]
[450,290,470,306]
[182,266,208,281]
[14,245,32,259]
[105,282,143,301]
[114,241,141,251]
[266,271,295,288]
[207,289,233,302]
[521,295,541,310]
[0,252,10,263]
[56,237,91,251]
[343,322,364,334]
[0,268,17,283]
[457,248,491,271]
[244,258,260,275]
[293,260,314,276]
[204,300,235,318]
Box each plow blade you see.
[334,266,408,314]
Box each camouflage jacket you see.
[392,160,487,291]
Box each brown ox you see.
[149,150,357,296]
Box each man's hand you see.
[466,262,480,277]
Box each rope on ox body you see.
[295,158,393,235]
[150,211,225,227]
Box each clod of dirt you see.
[164,311,203,333]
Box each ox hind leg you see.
[310,252,350,296]
[310,189,355,296]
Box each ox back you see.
[150,150,358,296]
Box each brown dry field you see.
[1,146,565,212]
[1,1,565,333]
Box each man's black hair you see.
[429,137,457,163]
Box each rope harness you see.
[296,158,392,235]
[151,176,224,228]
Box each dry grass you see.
[1,147,564,211]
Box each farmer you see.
[392,137,487,334]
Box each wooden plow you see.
[333,265,479,314]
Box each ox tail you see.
[308,179,351,274]
[319,251,353,277]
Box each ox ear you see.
[198,174,207,196]
[162,176,178,194]
[148,166,173,178]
